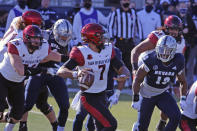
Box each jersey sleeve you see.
[141,53,153,72]
[148,30,164,45]
[7,43,19,55]
[69,46,85,66]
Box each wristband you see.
[72,71,78,79]
[61,55,69,62]
[133,94,139,102]
[132,63,138,71]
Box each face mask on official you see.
[18,0,27,9]
[162,4,169,11]
[123,3,130,8]
[84,2,92,9]
[145,5,153,13]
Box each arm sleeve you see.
[111,56,124,71]
[7,43,19,55]
[62,58,78,70]
[69,46,85,66]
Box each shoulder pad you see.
[151,30,165,38]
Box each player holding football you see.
[0,25,63,131]
[131,15,186,131]
[179,80,197,131]
[57,23,130,131]
[131,35,187,131]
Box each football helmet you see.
[164,15,182,38]
[23,25,43,51]
[53,19,72,47]
[81,23,108,50]
[22,10,43,26]
[155,35,177,63]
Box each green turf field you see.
[0,92,181,131]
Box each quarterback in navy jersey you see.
[131,35,187,131]
[19,19,73,131]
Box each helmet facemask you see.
[156,35,177,63]
[23,25,43,53]
[53,19,73,47]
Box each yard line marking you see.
[30,110,123,131]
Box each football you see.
[78,68,94,91]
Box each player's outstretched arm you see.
[177,69,187,97]
[131,38,155,74]
[177,69,188,110]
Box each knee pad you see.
[37,104,53,115]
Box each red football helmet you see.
[81,23,107,49]
[164,15,182,30]
[22,10,42,26]
[23,25,43,51]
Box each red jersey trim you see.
[195,86,197,96]
[111,47,116,59]
[69,46,85,66]
[7,43,19,55]
[148,33,158,45]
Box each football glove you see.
[109,89,121,108]
[131,94,141,111]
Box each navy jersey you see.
[142,51,185,89]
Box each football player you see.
[131,35,187,131]
[131,15,186,131]
[0,9,43,62]
[1,25,63,131]
[179,80,197,131]
[19,19,73,131]
[57,23,130,131]
[72,47,123,131]
[0,10,59,131]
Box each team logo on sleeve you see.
[153,65,158,70]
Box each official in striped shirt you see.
[109,0,137,73]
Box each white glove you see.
[131,94,141,111]
[180,96,187,110]
[109,89,121,108]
